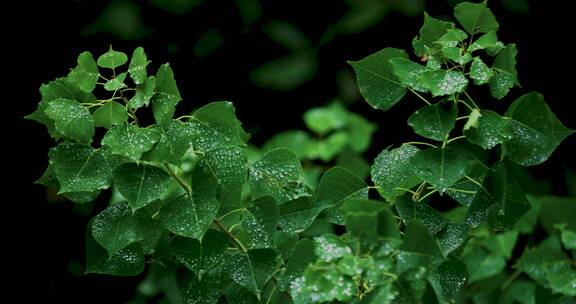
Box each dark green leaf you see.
[278,239,317,290]
[515,236,576,297]
[454,0,499,34]
[441,45,472,65]
[189,101,247,152]
[49,143,112,193]
[97,47,128,69]
[129,47,149,84]
[45,98,94,143]
[401,221,443,257]
[435,28,468,47]
[147,119,195,164]
[412,13,454,56]
[555,224,576,250]
[503,92,574,166]
[436,223,469,255]
[250,52,317,91]
[316,167,368,224]
[85,228,144,276]
[410,147,475,193]
[462,244,506,283]
[152,63,182,124]
[112,163,171,210]
[92,101,128,129]
[242,196,279,249]
[250,148,308,203]
[428,256,467,302]
[371,144,421,201]
[395,196,448,235]
[225,249,279,299]
[464,109,514,149]
[389,58,430,92]
[176,268,229,304]
[203,146,247,212]
[538,195,576,233]
[68,51,99,93]
[170,229,228,276]
[490,44,519,99]
[278,197,320,233]
[348,47,409,111]
[160,193,219,239]
[101,124,161,161]
[484,229,518,259]
[91,201,152,257]
[418,70,468,96]
[468,31,504,54]
[408,100,458,141]
[128,76,156,109]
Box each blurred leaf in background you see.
[83,0,151,40]
[149,0,205,15]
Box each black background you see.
[8,0,575,302]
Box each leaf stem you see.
[446,135,466,144]
[418,189,438,202]
[176,115,194,121]
[403,141,438,148]
[408,88,432,105]
[463,91,480,110]
[456,116,470,121]
[218,208,247,221]
[501,269,522,291]
[213,218,247,253]
[394,187,417,195]
[163,163,192,194]
[464,175,483,188]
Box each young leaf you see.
[68,51,99,93]
[490,44,519,99]
[408,100,458,142]
[241,196,279,249]
[48,143,111,193]
[503,92,574,166]
[469,57,494,85]
[303,103,348,135]
[170,229,228,276]
[97,47,128,69]
[152,63,182,124]
[313,234,352,262]
[45,98,95,143]
[464,110,514,149]
[410,147,475,194]
[92,101,128,129]
[412,13,455,56]
[278,238,317,290]
[468,31,503,54]
[127,76,156,109]
[160,193,219,239]
[85,228,144,276]
[147,119,195,164]
[101,124,161,161]
[128,47,149,84]
[249,148,307,203]
[225,249,279,299]
[389,58,430,92]
[454,0,499,34]
[395,196,448,235]
[346,113,377,153]
[263,130,314,160]
[103,72,127,91]
[112,163,171,210]
[91,201,152,257]
[348,47,409,111]
[418,70,468,96]
[371,144,421,201]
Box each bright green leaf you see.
[92,101,128,129]
[454,0,499,34]
[68,51,99,93]
[371,144,421,201]
[128,76,156,109]
[469,57,493,85]
[408,100,458,141]
[263,130,314,160]
[152,63,182,124]
[45,98,95,143]
[129,47,149,84]
[418,69,468,96]
[97,47,128,69]
[101,124,161,161]
[468,31,504,54]
[303,103,348,135]
[462,244,506,283]
[103,72,127,91]
[484,229,519,259]
[346,113,376,153]
[412,13,455,56]
[189,101,247,152]
[112,163,171,210]
[314,234,352,262]
[147,119,195,164]
[348,47,409,111]
[389,58,430,92]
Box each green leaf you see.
[464,110,514,149]
[177,268,229,304]
[278,197,320,233]
[303,102,348,135]
[45,98,95,144]
[128,76,156,109]
[441,46,472,65]
[242,196,279,249]
[112,163,171,210]
[538,196,576,234]
[465,162,530,230]
[68,51,99,93]
[389,58,430,92]
[412,13,454,56]
[152,63,182,124]
[514,195,541,234]
[160,193,219,239]
[408,100,458,141]
[371,144,421,201]
[503,92,574,166]
[435,28,468,47]
[348,47,409,111]
[468,31,504,54]
[48,143,111,193]
[454,0,499,34]
[313,131,348,161]
[484,229,519,259]
[97,47,128,69]
[436,223,469,255]
[428,256,467,302]
[225,249,279,299]
[250,52,317,91]
[263,130,314,160]
[92,101,128,129]
[91,201,152,257]
[313,234,352,262]
[101,124,161,161]
[170,229,228,276]
[85,228,144,276]
[395,196,448,235]
[129,47,149,84]
[401,220,443,257]
[490,44,519,99]
[250,148,308,204]
[410,147,475,194]
[189,101,247,152]
[555,224,576,250]
[147,119,195,164]
[316,167,368,224]
[203,146,248,212]
[515,236,576,297]
[103,72,127,91]
[418,69,468,96]
[462,244,506,283]
[469,57,494,85]
[278,238,317,290]
[291,262,356,303]
[346,113,377,153]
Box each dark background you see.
[8,0,574,302]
